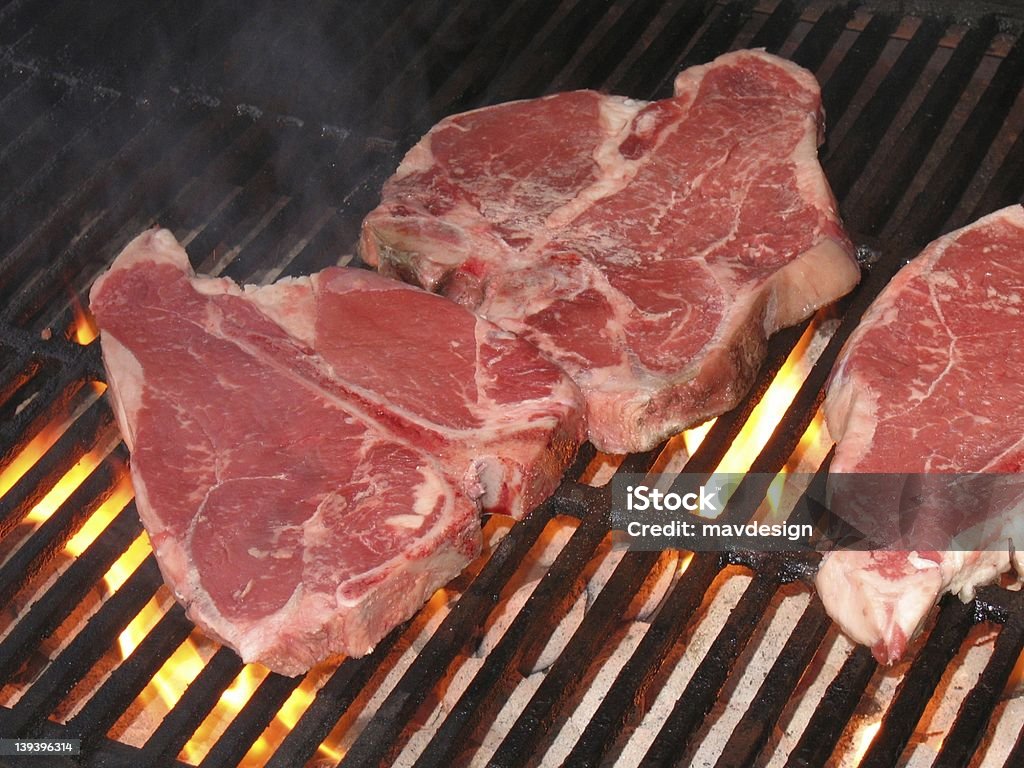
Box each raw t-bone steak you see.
[89,229,584,675]
[816,205,1024,663]
[360,49,859,452]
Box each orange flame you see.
[65,475,135,557]
[681,321,819,469]
[1005,646,1024,696]
[716,321,817,474]
[682,418,716,456]
[23,448,111,527]
[0,425,65,500]
[850,719,881,764]
[70,293,99,345]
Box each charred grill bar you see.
[2,1,1024,766]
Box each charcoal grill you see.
[2,1,1024,766]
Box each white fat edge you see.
[242,275,318,347]
[823,372,879,474]
[96,331,142,453]
[944,493,1024,595]
[907,551,943,571]
[392,134,436,180]
[943,550,1014,601]
[386,514,430,529]
[789,105,843,226]
[766,238,861,333]
[91,229,194,299]
[815,550,942,653]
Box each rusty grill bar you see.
[2,1,1024,766]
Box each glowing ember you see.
[849,719,881,764]
[70,293,99,345]
[105,534,152,593]
[677,551,695,574]
[23,448,110,527]
[0,426,65,500]
[65,475,135,557]
[115,554,346,765]
[0,382,107,500]
[1005,645,1024,696]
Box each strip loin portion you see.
[817,204,1024,663]
[361,49,859,453]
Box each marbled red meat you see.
[816,205,1024,663]
[89,229,584,675]
[360,50,859,452]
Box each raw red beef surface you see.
[89,229,584,675]
[816,205,1024,663]
[361,49,858,452]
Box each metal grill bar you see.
[0,394,112,538]
[971,122,1024,219]
[819,12,898,123]
[561,552,724,767]
[196,673,301,768]
[264,633,403,768]
[902,29,1024,240]
[548,0,665,92]
[64,604,194,743]
[484,549,664,767]
[933,608,1024,768]
[7,555,162,736]
[825,15,946,202]
[788,2,857,72]
[855,17,1000,239]
[0,355,95,453]
[785,644,878,767]
[340,497,595,766]
[139,648,246,765]
[747,0,803,52]
[7,112,252,331]
[713,598,831,767]
[606,0,715,97]
[665,1,754,91]
[0,502,142,682]
[0,455,120,608]
[641,567,784,765]
[859,597,978,768]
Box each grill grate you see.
[1,1,1024,766]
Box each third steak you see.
[816,204,1024,664]
[360,49,859,453]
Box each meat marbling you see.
[360,49,859,453]
[816,205,1024,664]
[89,229,584,675]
